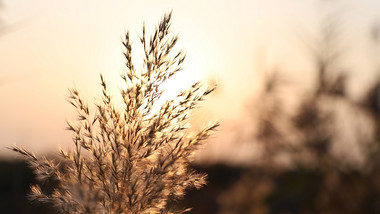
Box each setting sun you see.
[158,54,204,101]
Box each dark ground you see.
[1,159,380,214]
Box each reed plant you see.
[10,12,218,214]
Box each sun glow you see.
[154,55,205,109]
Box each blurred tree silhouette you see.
[217,10,380,214]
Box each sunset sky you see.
[1,0,380,163]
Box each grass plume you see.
[10,12,218,214]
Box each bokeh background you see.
[2,0,380,213]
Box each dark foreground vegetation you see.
[1,161,380,214]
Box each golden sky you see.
[1,0,380,163]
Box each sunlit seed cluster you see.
[10,12,218,214]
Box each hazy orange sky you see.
[1,0,380,163]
